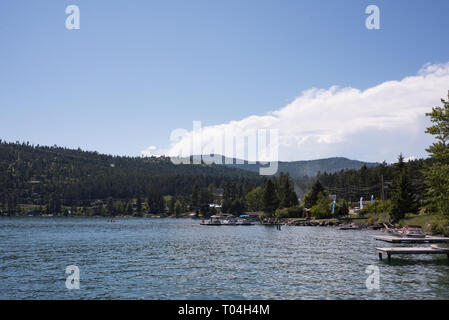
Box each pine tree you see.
[106,197,114,216]
[390,154,417,222]
[125,201,133,215]
[198,188,212,216]
[278,173,298,208]
[190,184,200,213]
[174,200,183,216]
[423,91,449,218]
[304,180,325,208]
[136,195,142,213]
[230,199,244,214]
[262,179,279,217]
[147,192,164,214]
[168,196,176,215]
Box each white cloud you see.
[404,156,417,162]
[145,62,449,162]
[140,145,157,157]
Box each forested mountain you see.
[217,156,378,178]
[276,157,378,177]
[0,139,427,217]
[0,140,260,212]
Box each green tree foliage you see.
[245,186,263,211]
[359,200,392,216]
[0,141,260,214]
[310,192,331,219]
[334,199,349,216]
[106,197,114,216]
[277,172,298,208]
[297,158,427,205]
[423,91,449,218]
[136,195,142,213]
[198,188,212,216]
[304,180,325,208]
[275,206,304,219]
[174,200,183,216]
[147,192,164,214]
[167,196,175,215]
[46,194,61,214]
[190,184,201,213]
[125,201,133,215]
[390,154,418,222]
[221,180,252,214]
[229,199,244,214]
[221,174,298,216]
[262,179,279,216]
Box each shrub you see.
[310,192,331,219]
[359,202,377,216]
[335,200,349,216]
[258,212,270,221]
[367,216,376,225]
[429,218,449,236]
[275,206,304,219]
[359,200,392,217]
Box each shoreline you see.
[1,213,445,236]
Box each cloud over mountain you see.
[147,62,449,162]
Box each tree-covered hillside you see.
[223,156,378,178]
[296,158,429,204]
[0,140,260,212]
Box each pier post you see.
[378,252,382,260]
[387,253,391,262]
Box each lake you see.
[1,217,448,299]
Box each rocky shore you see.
[263,218,384,230]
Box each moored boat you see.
[399,225,426,238]
[235,215,254,225]
[200,215,222,226]
[221,218,236,225]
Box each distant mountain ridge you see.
[269,157,379,178]
[185,155,379,178]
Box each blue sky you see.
[1,0,449,162]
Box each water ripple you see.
[1,217,448,299]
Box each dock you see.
[374,235,449,243]
[377,247,449,262]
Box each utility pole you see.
[381,174,385,213]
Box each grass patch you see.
[357,211,390,224]
[402,214,437,229]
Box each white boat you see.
[399,225,426,238]
[200,215,222,226]
[221,218,236,225]
[235,218,253,226]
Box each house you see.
[209,203,222,213]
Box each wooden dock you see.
[377,247,449,261]
[374,235,449,243]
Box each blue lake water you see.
[1,217,449,299]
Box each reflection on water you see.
[0,217,448,299]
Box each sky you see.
[1,0,449,163]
